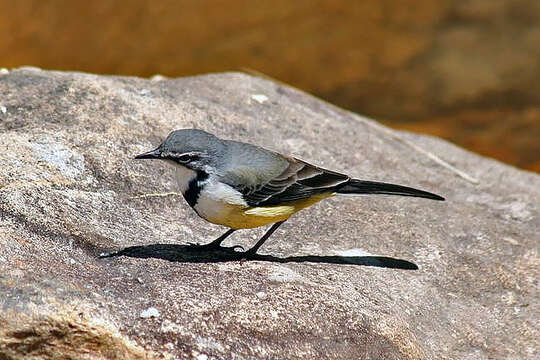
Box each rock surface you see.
[0,68,538,359]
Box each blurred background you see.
[1,0,539,172]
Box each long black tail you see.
[337,179,445,201]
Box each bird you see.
[135,129,444,257]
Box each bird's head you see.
[134,129,224,172]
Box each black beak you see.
[134,147,162,160]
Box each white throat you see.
[172,163,197,194]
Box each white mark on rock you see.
[20,66,42,72]
[334,248,374,257]
[195,336,225,352]
[0,106,6,114]
[30,140,85,180]
[499,201,532,222]
[283,138,308,152]
[151,74,166,81]
[0,68,9,75]
[256,291,267,300]
[161,319,183,333]
[180,225,194,237]
[140,307,160,319]
[503,237,519,245]
[196,354,208,360]
[466,194,533,222]
[251,94,268,104]
[139,89,150,96]
[268,266,303,282]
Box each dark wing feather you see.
[239,157,350,206]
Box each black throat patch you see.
[184,171,209,207]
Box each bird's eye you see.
[177,154,192,163]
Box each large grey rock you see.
[0,68,538,359]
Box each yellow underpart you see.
[209,193,334,229]
[244,206,295,216]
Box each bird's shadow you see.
[100,243,418,270]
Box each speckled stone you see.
[0,68,538,359]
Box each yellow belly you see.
[202,193,334,229]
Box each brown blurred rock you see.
[0,69,538,359]
[1,0,539,171]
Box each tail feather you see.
[337,179,445,201]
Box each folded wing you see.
[229,157,350,206]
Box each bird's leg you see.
[244,221,286,257]
[188,229,240,250]
[207,229,237,248]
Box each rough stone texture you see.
[2,0,540,171]
[0,68,538,359]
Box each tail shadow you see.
[99,243,418,270]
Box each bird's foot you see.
[238,248,259,260]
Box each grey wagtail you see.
[135,129,444,257]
